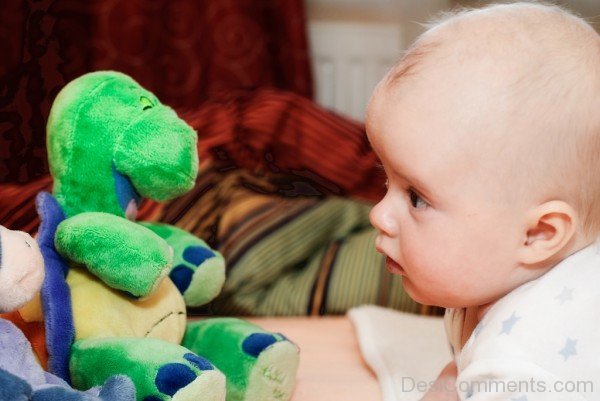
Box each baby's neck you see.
[476,301,496,322]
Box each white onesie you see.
[444,238,600,401]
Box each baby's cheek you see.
[402,247,471,304]
[403,247,447,289]
[403,237,447,277]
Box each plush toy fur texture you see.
[0,319,136,401]
[0,226,44,313]
[183,319,299,401]
[37,192,75,380]
[0,222,136,401]
[47,72,198,219]
[55,212,171,296]
[46,71,197,298]
[25,71,299,401]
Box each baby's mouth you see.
[386,256,405,275]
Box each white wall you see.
[306,0,452,44]
[305,0,599,121]
[306,0,451,121]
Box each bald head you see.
[388,3,599,86]
[376,2,600,236]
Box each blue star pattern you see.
[559,338,577,361]
[555,287,574,305]
[499,312,520,335]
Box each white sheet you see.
[348,305,452,401]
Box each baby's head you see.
[367,2,600,308]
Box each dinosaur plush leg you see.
[140,223,225,307]
[183,318,299,401]
[70,337,226,401]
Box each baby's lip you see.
[385,256,405,275]
[375,244,406,275]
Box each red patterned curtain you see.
[0,0,313,183]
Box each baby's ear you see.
[518,200,577,265]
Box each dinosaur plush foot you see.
[71,337,226,401]
[183,318,300,401]
[243,336,299,401]
[141,223,226,307]
[162,368,224,401]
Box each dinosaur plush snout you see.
[114,106,199,202]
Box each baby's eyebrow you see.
[366,137,432,198]
[393,169,434,200]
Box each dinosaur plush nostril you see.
[155,363,196,397]
[170,265,194,293]
[242,333,278,358]
[183,353,214,371]
[182,246,215,266]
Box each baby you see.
[366,2,600,400]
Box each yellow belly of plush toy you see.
[67,267,186,343]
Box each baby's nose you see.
[369,201,397,236]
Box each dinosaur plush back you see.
[47,71,199,219]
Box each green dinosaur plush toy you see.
[28,71,299,401]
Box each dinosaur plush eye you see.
[139,96,154,111]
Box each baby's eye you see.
[408,188,428,209]
[139,96,154,111]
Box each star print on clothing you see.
[555,287,574,305]
[499,311,520,335]
[559,337,577,361]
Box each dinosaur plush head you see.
[47,71,198,218]
[0,226,45,313]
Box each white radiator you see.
[308,21,404,121]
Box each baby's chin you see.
[400,277,435,306]
[401,278,481,309]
